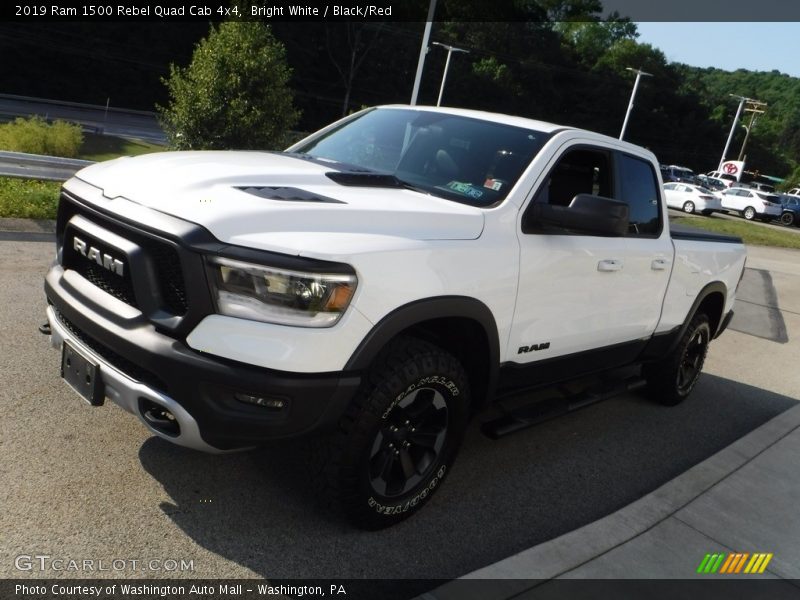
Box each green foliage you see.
[472,57,513,85]
[158,22,299,150]
[0,177,60,219]
[676,65,800,175]
[557,20,638,69]
[0,117,83,158]
[78,133,164,162]
[779,164,800,191]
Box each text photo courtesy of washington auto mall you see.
[2,1,800,600]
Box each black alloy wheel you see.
[368,386,449,497]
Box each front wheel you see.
[743,206,756,220]
[682,201,695,214]
[315,337,470,529]
[643,314,711,406]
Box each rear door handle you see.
[651,258,671,271]
[597,259,623,272]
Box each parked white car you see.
[787,187,800,197]
[664,182,722,215]
[720,187,783,221]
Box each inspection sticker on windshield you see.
[484,178,503,191]
[447,181,484,199]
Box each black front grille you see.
[55,309,168,393]
[147,242,188,314]
[73,259,138,308]
[58,196,189,316]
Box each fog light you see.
[234,392,286,410]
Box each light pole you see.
[718,94,747,171]
[738,100,766,161]
[410,0,437,105]
[432,42,469,107]
[619,67,652,141]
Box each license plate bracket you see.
[61,341,105,406]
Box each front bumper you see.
[45,265,361,452]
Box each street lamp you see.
[619,67,652,141]
[410,0,437,106]
[432,42,470,107]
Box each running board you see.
[481,376,646,439]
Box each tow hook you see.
[39,322,52,335]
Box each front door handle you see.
[597,259,623,272]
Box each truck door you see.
[508,144,672,373]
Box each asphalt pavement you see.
[1,221,799,592]
[426,244,800,597]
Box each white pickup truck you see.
[44,106,746,528]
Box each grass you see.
[0,133,165,219]
[77,133,164,162]
[671,215,800,250]
[0,178,61,219]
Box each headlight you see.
[208,257,357,327]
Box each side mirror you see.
[526,194,630,236]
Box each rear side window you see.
[619,154,661,236]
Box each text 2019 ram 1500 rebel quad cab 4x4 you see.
[44,106,746,528]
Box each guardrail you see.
[0,93,157,117]
[0,151,95,182]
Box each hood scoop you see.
[237,186,345,204]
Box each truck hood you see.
[75,152,485,246]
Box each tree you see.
[325,22,386,116]
[159,22,299,150]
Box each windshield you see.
[292,108,550,207]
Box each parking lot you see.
[668,207,800,235]
[2,237,799,582]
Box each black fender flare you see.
[641,281,728,361]
[344,296,501,402]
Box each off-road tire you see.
[643,314,711,406]
[312,336,470,529]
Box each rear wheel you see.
[780,212,795,227]
[743,206,756,220]
[643,314,711,406]
[314,337,470,529]
[682,201,695,214]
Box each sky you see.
[635,23,800,78]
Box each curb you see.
[423,403,800,598]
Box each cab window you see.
[619,154,661,236]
